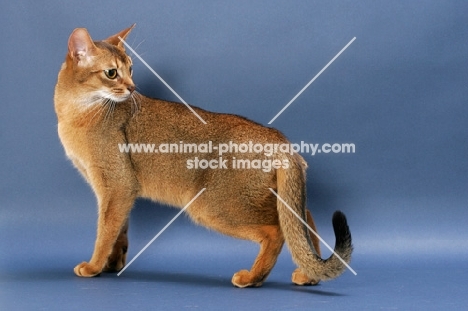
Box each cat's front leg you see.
[103,218,129,272]
[74,192,135,277]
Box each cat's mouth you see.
[111,87,136,102]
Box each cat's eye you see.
[104,69,118,79]
[129,66,133,76]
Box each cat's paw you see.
[103,256,126,272]
[74,262,101,277]
[292,268,320,286]
[231,269,263,288]
[103,245,127,272]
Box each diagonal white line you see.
[117,188,206,276]
[268,188,357,276]
[118,37,207,124]
[268,37,356,124]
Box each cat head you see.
[59,25,136,106]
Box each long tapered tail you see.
[276,154,353,281]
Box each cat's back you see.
[130,95,289,144]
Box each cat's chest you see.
[58,120,124,160]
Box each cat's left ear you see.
[104,24,136,48]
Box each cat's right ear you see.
[68,28,97,66]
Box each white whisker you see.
[133,39,146,52]
[131,91,142,116]
[88,102,107,123]
[103,97,117,122]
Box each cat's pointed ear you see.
[104,24,136,48]
[68,28,97,66]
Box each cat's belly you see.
[134,153,280,226]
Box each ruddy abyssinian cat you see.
[54,25,352,287]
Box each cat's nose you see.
[127,85,135,93]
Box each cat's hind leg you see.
[230,225,284,288]
[291,209,321,285]
[185,192,283,287]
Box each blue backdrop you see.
[1,1,467,310]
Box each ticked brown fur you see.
[54,25,352,287]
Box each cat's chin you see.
[112,95,132,103]
[91,90,132,104]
